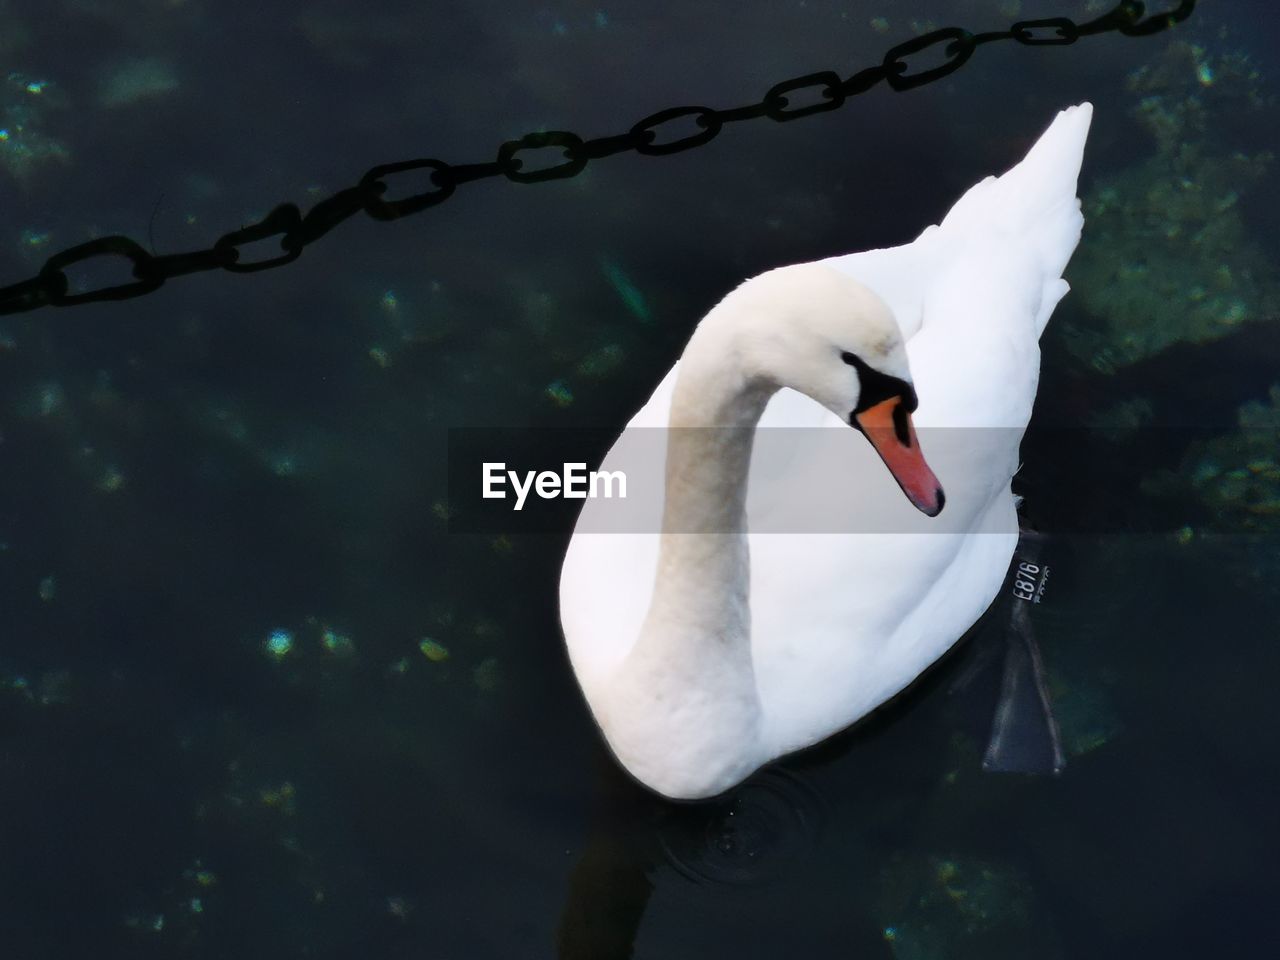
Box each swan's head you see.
[724,262,944,516]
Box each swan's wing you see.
[747,105,1093,749]
[748,517,1016,756]
[824,102,1092,345]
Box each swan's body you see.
[560,104,1093,799]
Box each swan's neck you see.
[603,328,774,797]
[652,347,768,600]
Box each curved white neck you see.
[651,340,768,614]
[602,326,775,797]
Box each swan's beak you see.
[854,397,945,517]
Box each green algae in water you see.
[1146,383,1280,532]
[1065,40,1280,372]
[99,57,179,108]
[418,637,450,662]
[599,257,651,323]
[877,854,1054,960]
[575,342,625,379]
[0,71,69,180]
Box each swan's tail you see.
[936,102,1093,335]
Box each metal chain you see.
[0,0,1195,316]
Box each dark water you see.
[2,2,1278,957]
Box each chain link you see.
[884,27,977,91]
[497,131,589,183]
[0,1,1196,316]
[763,71,846,121]
[214,204,303,273]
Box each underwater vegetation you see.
[1055,29,1280,548]
[98,56,179,108]
[0,71,70,181]
[1145,382,1280,534]
[878,853,1047,960]
[1064,39,1278,373]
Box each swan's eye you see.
[840,351,917,414]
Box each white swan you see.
[560,103,1093,800]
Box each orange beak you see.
[854,397,945,517]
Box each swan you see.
[559,103,1093,800]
